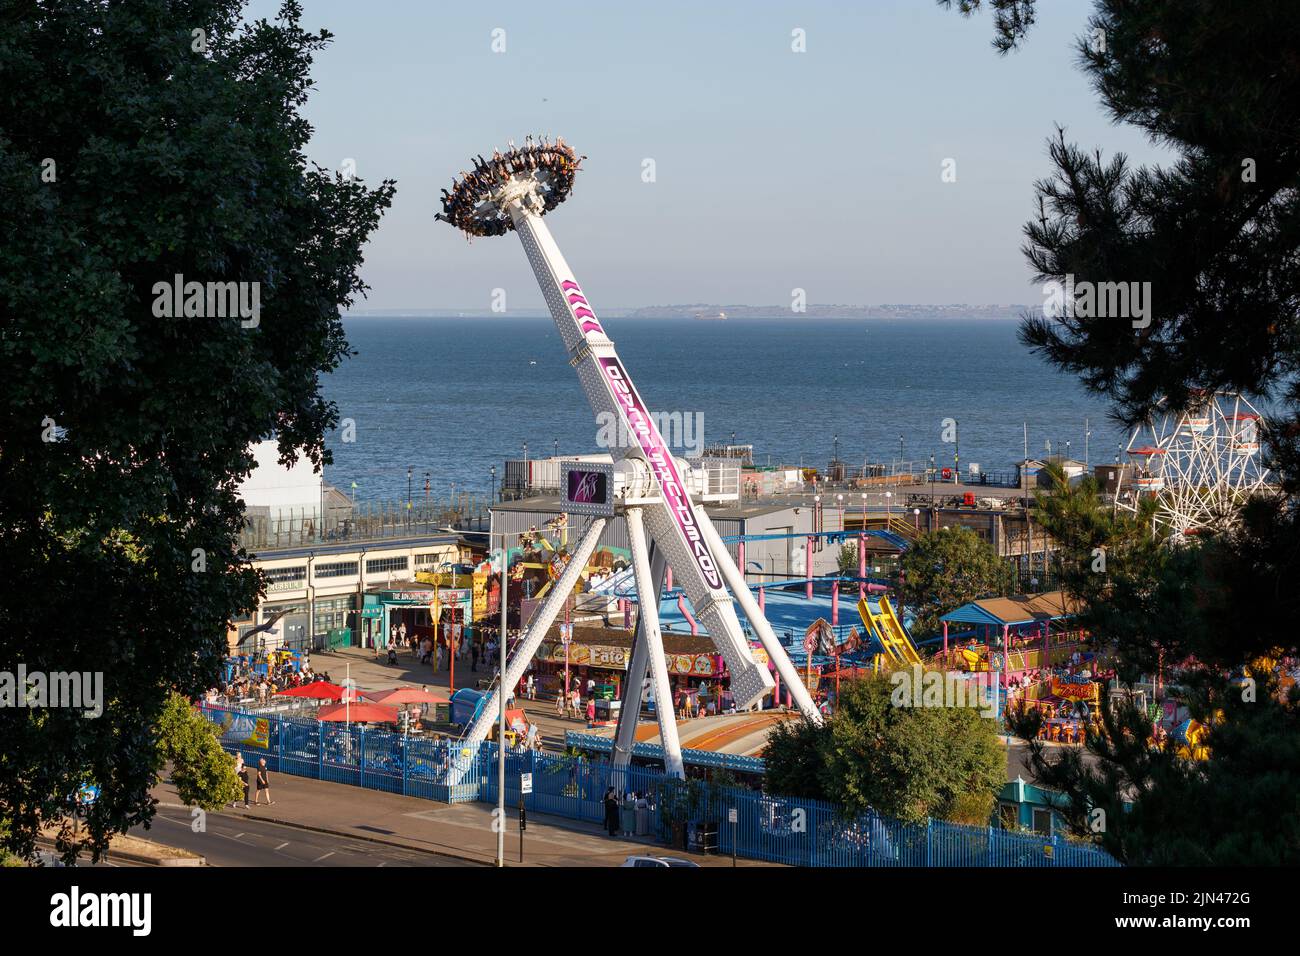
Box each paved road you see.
[133,807,473,867]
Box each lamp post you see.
[490,465,497,503]
[953,421,960,483]
[407,466,413,529]
[424,471,430,524]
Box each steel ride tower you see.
[435,138,821,782]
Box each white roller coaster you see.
[1117,391,1270,538]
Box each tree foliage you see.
[156,693,242,811]
[764,674,1005,825]
[901,526,1005,638]
[0,0,394,861]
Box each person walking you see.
[603,787,620,837]
[398,620,408,648]
[232,753,248,808]
[471,641,479,672]
[252,758,274,806]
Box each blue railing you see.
[202,706,1119,867]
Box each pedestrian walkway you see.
[153,773,772,868]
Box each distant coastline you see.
[344,303,1035,320]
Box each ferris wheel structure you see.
[1117,391,1270,538]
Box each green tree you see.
[156,693,242,810]
[763,717,829,801]
[764,674,1004,825]
[0,0,394,862]
[836,541,859,576]
[901,527,1005,638]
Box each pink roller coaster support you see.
[806,537,814,600]
[677,594,699,636]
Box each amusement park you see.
[201,130,1292,874]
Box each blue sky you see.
[246,0,1172,310]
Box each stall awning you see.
[940,590,1080,627]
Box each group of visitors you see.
[230,752,273,808]
[436,136,584,236]
[208,655,321,708]
[603,788,652,838]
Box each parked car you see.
[620,855,700,868]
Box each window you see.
[264,565,306,585]
[365,556,409,575]
[414,552,446,567]
[1032,807,1053,836]
[999,802,1018,830]
[315,561,358,579]
[313,595,355,635]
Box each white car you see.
[620,855,700,868]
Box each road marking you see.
[314,851,336,862]
[275,842,289,850]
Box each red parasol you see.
[275,682,352,701]
[316,702,401,723]
[368,687,451,706]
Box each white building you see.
[237,438,324,534]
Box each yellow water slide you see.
[858,595,921,666]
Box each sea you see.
[321,316,1129,503]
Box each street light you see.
[437,523,517,868]
[490,465,497,502]
[953,420,960,483]
[407,466,413,528]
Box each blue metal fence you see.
[203,707,1119,867]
